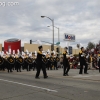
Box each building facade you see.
[24,43,80,55]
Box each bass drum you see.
[7,56,15,64]
[42,57,48,64]
[16,56,24,64]
[49,57,55,63]
[56,57,60,62]
[26,57,33,64]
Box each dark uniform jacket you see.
[36,51,43,65]
[79,51,86,65]
[63,51,69,66]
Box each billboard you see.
[64,33,75,42]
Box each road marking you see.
[73,75,89,78]
[84,91,88,93]
[0,79,58,93]
[73,74,100,78]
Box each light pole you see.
[41,16,54,51]
[47,25,60,54]
[47,26,59,44]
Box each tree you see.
[86,42,95,50]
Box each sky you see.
[0,0,100,48]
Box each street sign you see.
[56,42,60,45]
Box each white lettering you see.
[8,2,19,6]
[0,2,6,7]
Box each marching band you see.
[0,46,100,79]
[0,49,60,75]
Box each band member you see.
[6,54,14,73]
[63,47,70,76]
[79,47,88,74]
[54,53,58,70]
[35,45,48,79]
[87,53,93,69]
[24,53,29,71]
[50,52,55,70]
[98,54,100,73]
[0,54,5,71]
[15,54,23,72]
[46,52,51,70]
[32,52,37,71]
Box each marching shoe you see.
[44,76,48,79]
[35,77,40,79]
[66,74,69,76]
[84,72,89,74]
[63,74,66,76]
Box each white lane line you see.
[73,75,89,78]
[0,79,58,93]
[73,74,100,78]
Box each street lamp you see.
[47,26,59,43]
[47,26,60,54]
[41,16,54,51]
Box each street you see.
[0,69,100,100]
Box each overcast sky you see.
[0,0,100,48]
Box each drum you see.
[26,57,33,64]
[49,57,55,63]
[16,56,24,64]
[42,57,48,64]
[7,56,15,64]
[56,57,60,62]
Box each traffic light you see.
[30,40,32,44]
[51,44,54,51]
[56,47,59,52]
[68,46,72,55]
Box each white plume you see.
[35,51,37,56]
[53,50,55,55]
[47,49,50,53]
[13,50,15,54]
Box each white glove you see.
[81,55,84,57]
[86,56,88,58]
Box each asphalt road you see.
[0,69,100,100]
